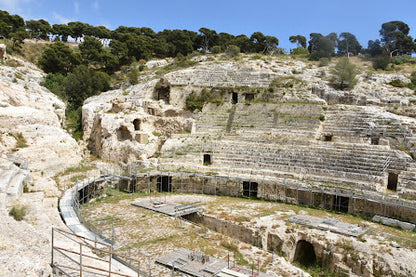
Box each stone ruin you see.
[77,57,416,276]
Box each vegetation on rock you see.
[330,58,358,90]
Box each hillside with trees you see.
[1,9,416,139]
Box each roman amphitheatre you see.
[2,42,416,277]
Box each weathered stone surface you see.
[0,57,83,276]
[372,215,416,231]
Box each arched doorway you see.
[294,240,316,267]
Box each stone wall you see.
[132,172,416,224]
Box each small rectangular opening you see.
[371,137,380,145]
[232,92,238,104]
[157,176,172,192]
[333,195,349,213]
[203,154,212,165]
[243,181,258,198]
[147,108,155,115]
[387,172,398,191]
[245,93,254,101]
[324,134,333,142]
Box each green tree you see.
[338,32,362,57]
[10,28,28,50]
[42,73,67,100]
[366,39,384,57]
[308,33,336,60]
[199,27,219,53]
[379,21,416,58]
[0,11,24,38]
[225,45,240,58]
[159,29,195,56]
[38,42,81,74]
[250,32,279,54]
[25,19,51,40]
[110,39,130,65]
[231,35,254,53]
[68,21,86,42]
[65,65,110,109]
[289,35,307,48]
[330,57,358,90]
[79,36,104,65]
[218,32,235,50]
[52,24,72,42]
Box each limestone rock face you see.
[83,80,193,164]
[0,57,82,276]
[0,57,81,177]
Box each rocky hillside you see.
[82,54,416,165]
[0,56,82,276]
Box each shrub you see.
[11,132,27,148]
[372,57,389,70]
[212,45,221,54]
[127,67,139,85]
[389,78,415,90]
[392,55,411,65]
[410,71,416,86]
[330,57,358,90]
[318,57,330,67]
[185,89,224,112]
[9,204,27,221]
[389,79,407,88]
[225,45,240,58]
[290,47,309,56]
[42,73,67,100]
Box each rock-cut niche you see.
[293,240,317,267]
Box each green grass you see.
[10,132,28,148]
[9,204,27,221]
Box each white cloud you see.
[74,1,80,14]
[0,0,32,14]
[52,12,73,24]
[92,0,99,11]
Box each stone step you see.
[6,170,28,201]
[0,165,18,193]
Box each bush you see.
[373,57,389,70]
[9,204,27,221]
[330,57,358,90]
[392,55,411,65]
[11,132,27,148]
[290,47,309,56]
[185,89,224,112]
[389,79,407,88]
[212,45,221,54]
[389,78,415,90]
[127,67,139,85]
[318,57,330,67]
[38,42,81,74]
[65,65,111,110]
[410,71,416,86]
[42,73,67,100]
[225,45,240,58]
[186,90,209,112]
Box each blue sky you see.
[1,0,416,51]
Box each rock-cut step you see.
[0,160,30,206]
[6,169,30,203]
[0,163,19,193]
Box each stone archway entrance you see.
[294,240,316,267]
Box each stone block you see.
[135,133,149,144]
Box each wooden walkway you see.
[156,248,274,277]
[131,198,202,217]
